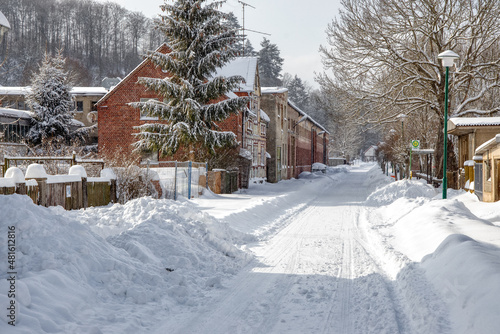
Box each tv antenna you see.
[238,1,270,55]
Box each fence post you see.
[3,157,8,176]
[205,162,208,191]
[174,161,178,201]
[188,161,192,199]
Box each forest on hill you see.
[0,0,164,86]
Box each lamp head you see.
[438,50,459,67]
[0,11,10,39]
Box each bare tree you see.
[320,0,500,178]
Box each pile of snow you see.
[366,179,436,205]
[363,178,500,333]
[0,195,249,333]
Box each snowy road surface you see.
[5,163,500,333]
[155,165,448,334]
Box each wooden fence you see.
[1,165,116,209]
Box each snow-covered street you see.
[2,163,500,333]
[157,165,447,334]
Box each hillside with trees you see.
[0,0,164,86]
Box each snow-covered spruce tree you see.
[26,50,75,146]
[258,37,284,87]
[132,0,249,158]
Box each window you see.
[253,143,259,166]
[140,98,159,120]
[260,123,266,136]
[485,160,492,181]
[76,101,84,112]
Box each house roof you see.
[0,108,33,119]
[261,87,288,94]
[0,86,107,96]
[287,99,329,135]
[448,117,500,135]
[212,57,258,93]
[364,145,378,156]
[97,44,257,106]
[475,134,500,155]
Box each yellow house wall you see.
[481,145,500,202]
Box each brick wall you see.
[97,45,244,163]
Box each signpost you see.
[409,140,420,179]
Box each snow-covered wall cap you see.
[0,178,15,188]
[25,164,48,179]
[261,87,288,94]
[464,160,475,167]
[5,167,25,183]
[473,155,483,161]
[69,165,87,178]
[100,168,117,180]
[46,175,82,184]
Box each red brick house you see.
[261,87,329,182]
[287,100,329,177]
[96,45,266,187]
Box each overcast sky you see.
[101,0,342,88]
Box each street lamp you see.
[0,11,10,40]
[438,50,459,199]
[397,113,407,178]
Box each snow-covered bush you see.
[101,148,157,204]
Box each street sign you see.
[411,140,420,150]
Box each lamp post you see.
[397,113,407,178]
[438,50,459,199]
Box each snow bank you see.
[0,195,249,333]
[364,177,500,334]
[365,179,436,206]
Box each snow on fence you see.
[2,153,105,177]
[0,164,116,209]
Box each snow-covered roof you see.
[71,87,108,96]
[260,109,270,123]
[475,134,500,155]
[0,86,107,96]
[364,145,378,156]
[212,57,258,93]
[0,107,34,119]
[287,99,329,135]
[449,117,500,127]
[0,87,30,95]
[261,87,288,94]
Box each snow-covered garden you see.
[1,163,499,333]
